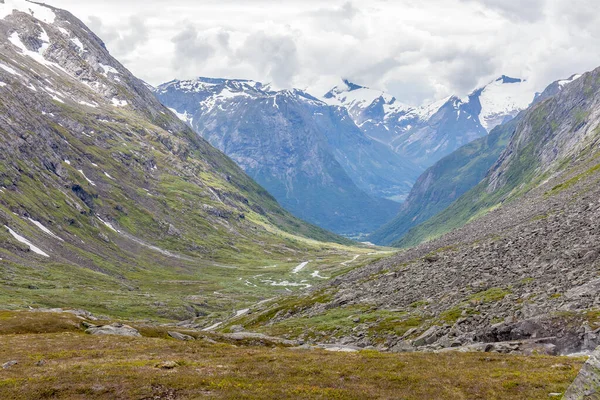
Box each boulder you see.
[412,326,441,347]
[168,331,194,341]
[2,360,17,369]
[564,346,600,399]
[86,323,141,337]
[223,332,298,346]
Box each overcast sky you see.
[47,0,600,106]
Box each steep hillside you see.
[369,75,582,247]
[368,118,517,245]
[325,76,534,168]
[0,1,382,322]
[397,73,586,248]
[155,78,419,233]
[229,67,600,355]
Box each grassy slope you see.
[368,118,516,246]
[0,311,583,400]
[0,8,378,322]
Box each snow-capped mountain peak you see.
[0,0,57,23]
[323,79,410,115]
[472,75,534,132]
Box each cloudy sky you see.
[48,0,600,106]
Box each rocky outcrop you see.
[86,323,141,337]
[168,331,194,341]
[564,347,600,399]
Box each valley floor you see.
[0,312,584,400]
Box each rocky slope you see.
[0,0,370,321]
[324,76,534,168]
[155,78,420,234]
[231,67,600,355]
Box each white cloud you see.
[46,0,600,106]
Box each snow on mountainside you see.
[323,79,411,119]
[155,77,421,234]
[323,76,536,168]
[0,0,56,22]
[476,76,534,131]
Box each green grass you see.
[469,288,512,304]
[0,68,390,323]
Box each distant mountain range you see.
[368,73,582,246]
[155,75,536,235]
[239,68,600,356]
[155,78,420,235]
[324,75,534,168]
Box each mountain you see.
[324,76,535,168]
[155,78,421,234]
[396,72,586,248]
[0,0,370,321]
[368,118,518,245]
[231,67,600,355]
[369,75,582,246]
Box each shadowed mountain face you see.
[155,78,421,235]
[368,118,518,246]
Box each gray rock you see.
[86,323,141,337]
[564,346,600,399]
[2,360,17,369]
[167,224,181,237]
[168,331,194,341]
[229,325,245,333]
[412,326,441,347]
[223,332,298,346]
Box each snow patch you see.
[292,261,309,274]
[477,77,534,131]
[70,38,84,52]
[99,63,119,76]
[111,98,128,107]
[0,82,6,87]
[63,159,70,165]
[0,0,57,23]
[341,254,360,266]
[168,107,193,125]
[97,217,119,233]
[202,322,222,331]
[9,31,68,75]
[311,271,328,279]
[104,172,114,180]
[0,63,21,76]
[27,218,63,241]
[5,225,49,257]
[261,279,312,289]
[77,169,95,186]
[235,309,250,317]
[78,100,97,108]
[558,74,582,88]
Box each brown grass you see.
[0,330,583,399]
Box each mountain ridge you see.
[0,0,379,323]
[155,77,421,234]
